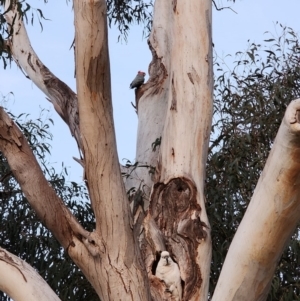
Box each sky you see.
[0,0,299,184]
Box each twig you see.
[212,0,237,14]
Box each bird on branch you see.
[129,71,146,89]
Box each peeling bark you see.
[135,0,213,299]
[123,3,213,300]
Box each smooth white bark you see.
[0,106,106,294]
[0,248,61,301]
[212,99,300,301]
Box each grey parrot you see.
[129,71,146,89]
[155,251,182,301]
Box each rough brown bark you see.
[144,178,208,300]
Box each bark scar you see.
[171,75,177,111]
[172,0,177,12]
[146,178,207,300]
[27,53,36,72]
[187,72,194,85]
[82,231,106,257]
[146,39,168,96]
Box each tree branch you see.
[0,107,91,254]
[72,0,150,299]
[0,247,62,301]
[0,106,114,296]
[3,0,82,151]
[212,98,300,301]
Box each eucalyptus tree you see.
[1,0,300,300]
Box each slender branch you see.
[212,0,237,14]
[72,1,151,299]
[3,0,82,151]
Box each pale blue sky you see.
[0,0,299,183]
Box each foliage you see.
[107,0,153,39]
[207,24,300,300]
[0,0,153,67]
[0,110,98,301]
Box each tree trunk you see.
[135,0,213,300]
[1,0,213,299]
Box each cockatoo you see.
[129,71,146,89]
[155,251,182,301]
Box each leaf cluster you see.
[207,24,300,300]
[107,0,153,40]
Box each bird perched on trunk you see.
[130,71,146,89]
[155,251,182,301]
